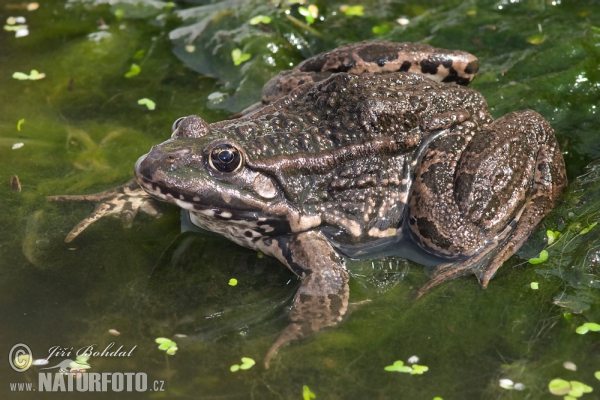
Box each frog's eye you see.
[171,117,186,136]
[209,144,243,173]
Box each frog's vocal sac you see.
[49,41,567,367]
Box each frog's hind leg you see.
[411,110,566,299]
[414,215,518,299]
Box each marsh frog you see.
[50,41,567,366]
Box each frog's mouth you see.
[134,151,303,235]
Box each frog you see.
[48,41,567,367]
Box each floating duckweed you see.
[340,5,364,16]
[433,397,443,400]
[137,98,156,110]
[298,6,318,24]
[499,378,514,389]
[410,364,429,375]
[546,230,561,245]
[228,278,238,286]
[595,371,600,380]
[12,143,24,150]
[385,359,428,374]
[231,48,251,66]
[569,380,593,397]
[12,70,45,80]
[125,63,141,78]
[230,357,255,372]
[70,355,91,370]
[549,379,571,395]
[385,360,412,373]
[303,385,316,400]
[257,252,264,259]
[526,33,545,45]
[530,282,539,290]
[372,24,391,35]
[575,322,600,335]
[185,45,195,53]
[529,250,548,264]
[250,15,272,25]
[114,8,125,20]
[548,379,593,397]
[563,361,577,371]
[579,222,597,235]
[155,337,177,355]
[17,118,25,131]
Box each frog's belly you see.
[322,224,467,267]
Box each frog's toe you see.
[48,179,159,242]
[415,261,472,299]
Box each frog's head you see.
[135,115,321,239]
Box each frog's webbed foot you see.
[47,178,160,243]
[264,231,349,368]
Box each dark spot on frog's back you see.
[398,61,411,72]
[464,60,479,75]
[356,42,399,65]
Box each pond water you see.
[1,0,599,399]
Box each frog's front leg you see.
[264,230,349,368]
[47,178,161,243]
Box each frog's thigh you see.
[411,110,566,291]
[470,110,566,285]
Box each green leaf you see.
[125,63,141,78]
[298,7,315,24]
[239,357,255,370]
[231,48,251,66]
[576,322,600,334]
[133,50,145,60]
[155,337,171,344]
[17,119,25,131]
[526,33,545,45]
[548,379,571,395]
[341,5,364,16]
[384,360,412,373]
[372,24,391,35]
[579,222,597,235]
[137,98,156,110]
[230,364,240,372]
[228,278,238,286]
[4,24,28,31]
[530,282,539,290]
[75,355,90,365]
[166,346,178,355]
[410,364,429,375]
[158,341,173,350]
[546,230,561,245]
[303,385,316,400]
[28,70,45,80]
[569,380,592,394]
[594,371,600,380]
[249,15,271,25]
[12,72,30,80]
[529,250,549,264]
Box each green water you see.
[1,0,599,399]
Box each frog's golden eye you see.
[209,144,243,173]
[171,117,186,136]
